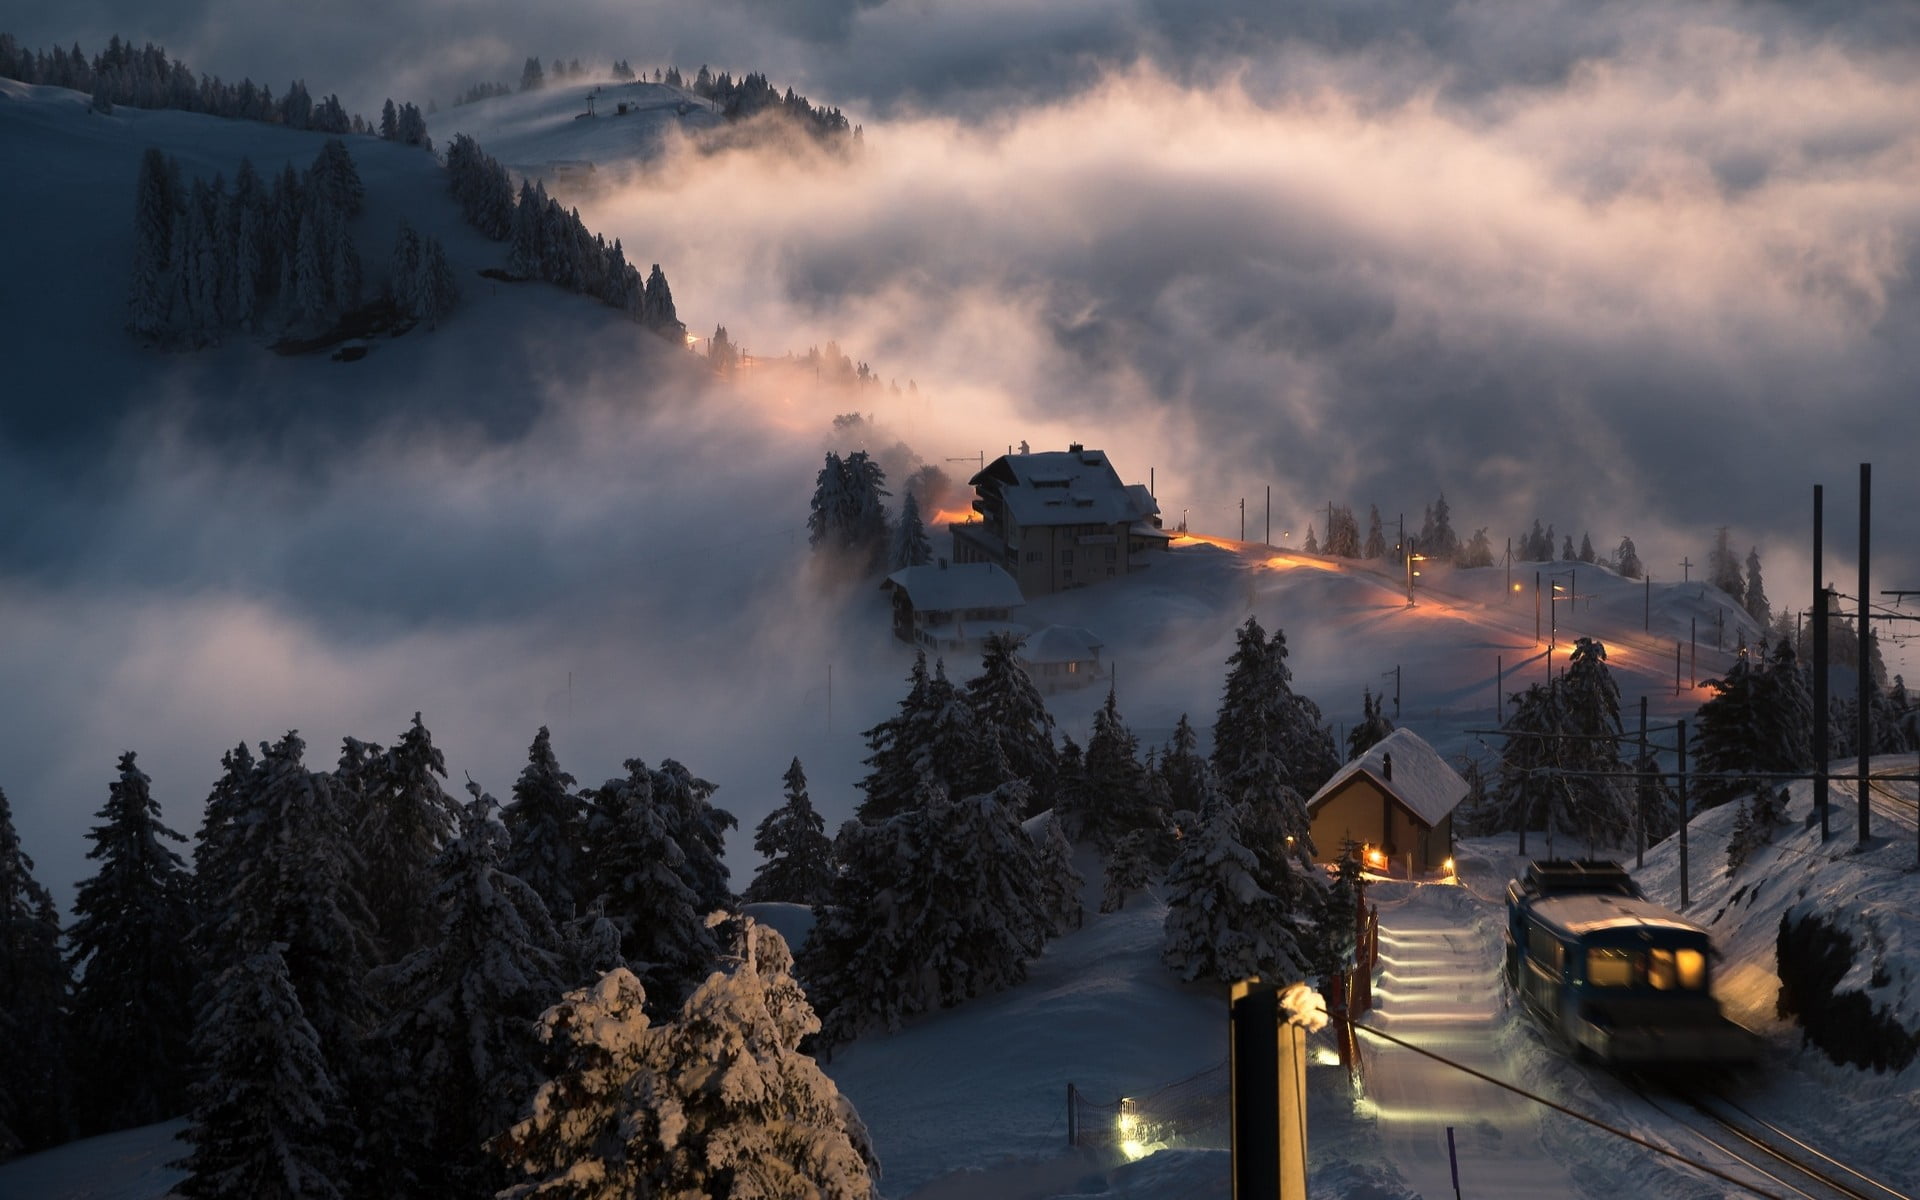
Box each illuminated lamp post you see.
[1405,553,1426,606]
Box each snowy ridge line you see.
[1351,1022,1797,1198]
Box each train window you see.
[1648,948,1707,990]
[1527,926,1564,974]
[1586,948,1637,987]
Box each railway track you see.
[1624,1078,1912,1200]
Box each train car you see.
[1504,860,1757,1066]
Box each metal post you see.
[1230,980,1281,1200]
[1675,641,1682,695]
[1689,618,1696,687]
[1535,571,1542,643]
[1241,497,1246,543]
[1859,462,1872,846]
[1637,696,1649,869]
[1677,718,1689,910]
[1266,485,1271,546]
[1645,574,1651,632]
[1495,655,1502,722]
[1815,483,1830,839]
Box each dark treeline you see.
[445,133,682,335]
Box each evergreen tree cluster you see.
[375,98,431,150]
[1492,638,1639,852]
[498,172,680,334]
[690,65,858,144]
[127,140,379,346]
[808,449,892,572]
[453,81,513,107]
[0,34,379,132]
[386,219,458,328]
[0,713,882,1195]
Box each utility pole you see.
[1859,462,1872,846]
[1495,655,1502,723]
[1505,538,1512,601]
[1266,486,1271,546]
[1637,696,1649,869]
[1535,571,1542,644]
[1645,574,1651,632]
[1689,618,1696,687]
[1814,484,1830,839]
[1241,497,1246,543]
[1679,556,1692,582]
[1677,718,1689,910]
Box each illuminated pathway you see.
[1360,881,1581,1198]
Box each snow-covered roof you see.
[1018,624,1104,664]
[882,562,1025,611]
[1526,892,1707,939]
[971,448,1159,529]
[1307,727,1467,828]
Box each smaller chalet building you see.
[950,444,1172,597]
[1306,728,1466,877]
[1016,625,1106,695]
[881,561,1025,655]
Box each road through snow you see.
[1360,879,1582,1199]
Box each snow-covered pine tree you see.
[1744,547,1770,627]
[322,193,361,310]
[1552,638,1633,853]
[804,784,1056,1047]
[503,725,584,924]
[857,651,932,821]
[649,758,737,915]
[379,98,397,140]
[964,631,1059,814]
[0,785,73,1157]
[1346,689,1395,761]
[1561,534,1576,561]
[1578,532,1596,564]
[642,262,678,332]
[1302,525,1319,554]
[582,760,719,1013]
[844,450,893,571]
[418,235,457,327]
[364,782,568,1198]
[1707,525,1745,605]
[394,102,431,151]
[65,752,197,1134]
[808,451,850,550]
[1363,505,1386,559]
[388,218,421,317]
[1428,494,1458,561]
[888,489,933,571]
[642,917,879,1199]
[1494,683,1562,835]
[175,945,348,1200]
[1101,826,1155,913]
[223,732,377,1074]
[1458,526,1495,568]
[1693,638,1813,811]
[1616,536,1643,579]
[226,158,264,330]
[127,147,178,340]
[309,137,363,218]
[356,713,460,963]
[908,658,1001,803]
[1061,686,1158,847]
[1161,782,1302,984]
[1213,617,1337,814]
[1157,714,1209,820]
[744,758,836,906]
[1028,807,1085,931]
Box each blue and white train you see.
[1503,860,1757,1066]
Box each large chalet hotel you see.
[950,444,1172,595]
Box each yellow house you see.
[1305,728,1465,876]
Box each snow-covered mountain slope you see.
[425,77,725,184]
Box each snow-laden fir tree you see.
[444,134,517,240]
[221,732,377,1075]
[1726,786,1789,874]
[0,785,72,1158]
[1156,714,1210,820]
[1346,688,1395,761]
[65,752,197,1134]
[888,488,933,571]
[503,725,584,924]
[1161,779,1307,984]
[857,651,932,821]
[1458,526,1495,568]
[175,945,347,1200]
[1101,826,1156,913]
[907,659,1003,813]
[1551,638,1634,852]
[1494,683,1562,835]
[648,757,737,915]
[803,783,1058,1048]
[1578,532,1596,564]
[364,783,568,1199]
[1212,616,1336,819]
[642,262,678,332]
[1028,806,1085,931]
[1363,505,1386,559]
[1561,534,1576,561]
[1744,546,1770,627]
[1615,536,1642,580]
[744,758,836,906]
[308,137,363,218]
[127,146,178,340]
[582,760,719,1013]
[964,632,1058,812]
[355,713,460,963]
[1061,686,1160,847]
[493,937,878,1200]
[1691,637,1813,812]
[1707,525,1745,605]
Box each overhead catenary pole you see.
[1637,695,1649,869]
[1677,718,1690,910]
[1266,486,1271,546]
[1814,484,1830,839]
[1859,462,1872,846]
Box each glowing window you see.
[1649,948,1706,990]
[1586,948,1637,987]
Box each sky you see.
[3,0,1920,907]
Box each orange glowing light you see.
[931,508,977,526]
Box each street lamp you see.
[1405,552,1427,606]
